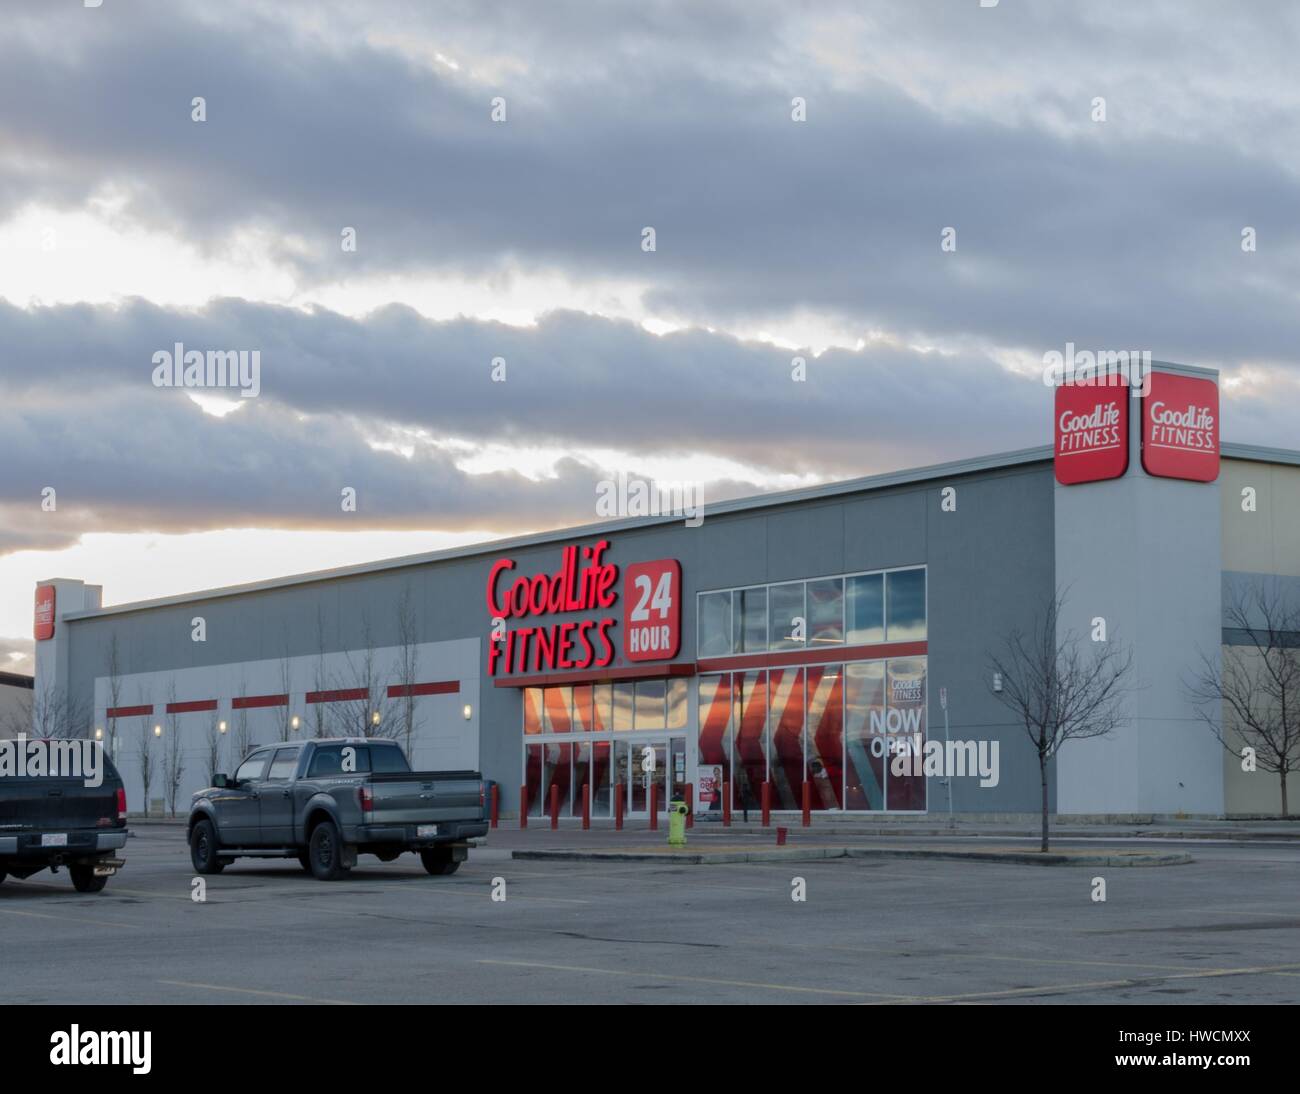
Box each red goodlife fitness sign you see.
[34,584,56,641]
[1141,372,1220,482]
[484,540,681,677]
[1054,382,1129,485]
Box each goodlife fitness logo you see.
[485,541,681,676]
[1054,383,1129,485]
[34,584,56,641]
[1141,372,1220,482]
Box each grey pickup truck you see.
[0,749,129,893]
[187,738,487,880]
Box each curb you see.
[512,847,849,865]
[511,846,1192,867]
[844,847,1192,867]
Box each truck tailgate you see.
[0,775,119,831]
[369,770,482,825]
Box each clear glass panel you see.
[525,743,543,816]
[612,682,635,731]
[768,667,804,808]
[698,591,733,657]
[572,740,591,818]
[843,661,885,810]
[768,582,805,651]
[733,587,768,653]
[697,674,733,814]
[634,678,666,729]
[670,738,687,803]
[591,683,612,732]
[523,688,543,736]
[846,573,885,644]
[885,658,927,810]
[806,665,844,809]
[886,568,927,641]
[591,741,612,818]
[613,739,631,813]
[666,677,688,729]
[541,740,572,815]
[807,577,844,646]
[733,670,767,811]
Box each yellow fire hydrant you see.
[668,797,689,847]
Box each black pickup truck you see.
[187,738,488,880]
[0,748,129,893]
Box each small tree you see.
[204,710,224,786]
[1187,579,1300,818]
[276,642,294,742]
[394,585,423,757]
[987,590,1134,851]
[327,614,397,739]
[311,607,329,738]
[137,689,156,818]
[105,633,124,759]
[26,679,89,739]
[234,671,253,762]
[163,684,185,817]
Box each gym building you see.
[30,361,1300,820]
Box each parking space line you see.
[477,959,922,1000]
[0,906,146,930]
[157,980,352,1004]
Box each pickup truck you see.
[186,738,487,880]
[0,748,129,893]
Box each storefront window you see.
[542,686,573,733]
[523,688,543,736]
[846,573,885,644]
[698,591,732,657]
[572,740,591,817]
[612,682,634,731]
[733,670,767,811]
[768,582,804,651]
[592,740,612,818]
[634,678,666,729]
[541,740,572,815]
[666,677,688,729]
[768,667,804,809]
[886,568,927,641]
[733,587,768,653]
[843,661,885,810]
[697,674,733,806]
[525,743,543,816]
[806,665,844,809]
[807,577,844,646]
[886,658,927,810]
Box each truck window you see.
[265,747,300,782]
[234,750,270,782]
[369,744,411,773]
[307,745,369,777]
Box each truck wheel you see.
[297,850,312,872]
[309,819,350,881]
[420,848,461,876]
[190,819,225,874]
[69,865,108,893]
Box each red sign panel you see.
[1141,373,1220,482]
[622,559,682,661]
[1054,382,1129,485]
[34,585,56,641]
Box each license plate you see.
[42,833,68,847]
[417,825,439,838]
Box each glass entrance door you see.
[625,738,671,816]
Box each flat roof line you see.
[61,445,1055,623]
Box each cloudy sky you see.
[3,0,1299,671]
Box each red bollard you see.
[685,783,694,829]
[615,785,624,830]
[549,784,559,830]
[776,826,788,846]
[722,780,731,827]
[582,783,591,830]
[761,782,771,827]
[490,783,500,829]
[519,785,528,829]
[801,780,811,828]
[649,783,658,830]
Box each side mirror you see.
[213,773,230,789]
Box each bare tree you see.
[987,589,1134,851]
[163,683,185,817]
[1187,579,1300,818]
[26,678,90,739]
[1,687,33,738]
[394,585,423,757]
[311,606,329,738]
[105,633,124,759]
[233,670,252,762]
[204,710,224,786]
[136,686,156,818]
[275,639,294,742]
[327,614,397,739]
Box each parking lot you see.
[1,828,1298,1005]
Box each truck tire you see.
[190,819,225,874]
[69,865,108,893]
[309,819,350,881]
[420,848,461,876]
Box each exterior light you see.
[94,727,103,741]
[992,673,1003,693]
[153,724,162,737]
[371,711,381,726]
[291,715,301,730]
[218,720,227,733]
[462,704,473,721]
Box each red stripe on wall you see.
[695,641,927,674]
[494,662,697,689]
[387,680,460,699]
[232,693,289,710]
[306,688,368,704]
[106,704,152,718]
[165,699,218,714]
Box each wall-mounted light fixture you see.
[462,704,473,721]
[291,715,301,730]
[371,711,381,726]
[218,720,227,733]
[94,727,103,741]
[153,724,162,737]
